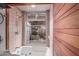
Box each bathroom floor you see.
[14,40,50,56]
[21,46,48,56]
[26,40,47,47]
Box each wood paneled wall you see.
[53,3,79,56]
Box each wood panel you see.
[22,11,25,46]
[53,3,79,56]
[6,8,9,50]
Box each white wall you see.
[0,9,6,52]
[9,8,23,53]
[49,4,53,56]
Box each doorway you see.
[25,11,49,47]
[7,4,52,56]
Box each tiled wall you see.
[9,8,23,53]
[53,3,79,56]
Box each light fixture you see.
[2,9,5,11]
[31,4,36,8]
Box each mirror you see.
[0,13,4,24]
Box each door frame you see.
[6,8,9,50]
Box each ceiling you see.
[16,4,51,12]
[0,3,6,8]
